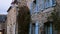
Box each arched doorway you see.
[0,29,5,34]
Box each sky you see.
[0,0,12,15]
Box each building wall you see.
[54,0,60,34]
[0,14,7,34]
[27,0,55,34]
[17,0,55,34]
[28,0,55,26]
[7,6,17,34]
[0,23,5,30]
[17,0,27,7]
[7,0,30,34]
[31,7,54,26]
[7,0,56,34]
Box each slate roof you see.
[0,15,7,23]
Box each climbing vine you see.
[17,6,31,34]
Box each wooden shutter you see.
[49,0,53,7]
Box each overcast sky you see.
[0,0,12,14]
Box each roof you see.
[7,6,12,12]
[0,15,7,23]
[7,0,18,12]
[11,0,18,4]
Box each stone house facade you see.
[7,0,30,34]
[6,0,60,34]
[29,0,56,34]
[7,6,17,34]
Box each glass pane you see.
[52,0,56,6]
[48,26,50,34]
[44,0,48,8]
[29,23,32,34]
[31,23,35,34]
[50,23,52,34]
[35,22,39,34]
[38,0,44,10]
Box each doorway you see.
[0,29,5,34]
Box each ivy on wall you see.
[17,6,31,34]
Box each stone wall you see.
[7,0,32,34]
[7,7,17,34]
[31,7,54,27]
[0,23,5,30]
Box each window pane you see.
[49,0,53,7]
[44,0,48,8]
[48,26,50,34]
[29,23,32,34]
[50,23,52,34]
[35,22,39,34]
[52,0,56,6]
[38,0,44,11]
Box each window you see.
[31,23,35,34]
[44,0,56,9]
[30,0,56,13]
[52,0,56,6]
[44,22,53,34]
[35,22,39,34]
[29,23,35,34]
[29,22,39,34]
[37,0,44,11]
[44,0,50,8]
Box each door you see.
[0,29,5,34]
[0,30,3,34]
